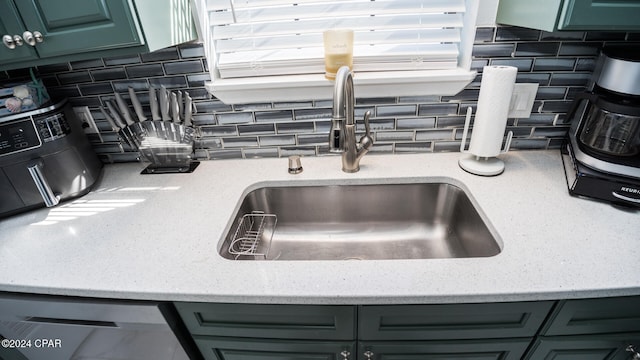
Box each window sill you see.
[205,69,477,104]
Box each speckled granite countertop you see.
[0,150,638,304]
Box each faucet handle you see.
[362,110,371,136]
[359,110,374,151]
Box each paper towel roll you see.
[468,65,518,157]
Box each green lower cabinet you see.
[357,339,531,360]
[175,298,640,360]
[0,347,28,360]
[525,333,640,360]
[193,336,355,360]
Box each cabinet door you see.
[194,336,355,360]
[358,339,531,360]
[359,301,554,341]
[559,0,640,31]
[0,0,38,63]
[525,333,640,360]
[13,0,143,58]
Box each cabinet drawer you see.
[526,333,640,360]
[193,336,355,360]
[359,301,554,340]
[359,338,531,360]
[174,302,356,340]
[542,296,640,336]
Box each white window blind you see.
[193,0,479,103]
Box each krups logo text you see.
[620,187,640,194]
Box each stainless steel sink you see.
[219,180,501,260]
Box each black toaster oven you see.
[0,100,102,219]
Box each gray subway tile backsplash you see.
[217,112,253,125]
[472,43,515,58]
[223,137,258,148]
[558,42,602,56]
[533,58,576,71]
[549,72,591,86]
[140,47,180,62]
[104,54,141,66]
[514,42,560,57]
[376,105,417,117]
[163,60,204,75]
[70,59,105,70]
[397,117,436,130]
[540,31,585,41]
[395,142,432,153]
[243,147,280,158]
[495,27,541,41]
[490,58,533,71]
[91,67,128,81]
[416,129,455,141]
[238,123,276,135]
[259,135,296,147]
[277,122,315,134]
[376,131,415,142]
[418,103,459,116]
[125,63,164,78]
[294,108,332,120]
[5,26,632,163]
[57,71,92,85]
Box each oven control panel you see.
[0,119,41,156]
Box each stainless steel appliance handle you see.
[611,191,640,205]
[27,161,60,207]
[563,92,599,124]
[25,317,118,328]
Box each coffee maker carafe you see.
[562,46,640,207]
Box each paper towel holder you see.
[458,107,513,176]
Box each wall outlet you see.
[508,83,539,118]
[73,106,99,134]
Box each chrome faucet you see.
[328,66,373,173]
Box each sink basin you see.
[219,180,501,260]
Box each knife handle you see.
[184,92,193,127]
[177,91,184,122]
[171,92,180,123]
[128,87,147,121]
[100,106,120,131]
[159,86,170,121]
[105,100,127,128]
[114,92,135,126]
[149,87,161,121]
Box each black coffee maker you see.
[562,46,640,208]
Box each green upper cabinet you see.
[496,0,640,32]
[0,0,37,63]
[0,0,197,70]
[13,0,143,58]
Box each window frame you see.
[191,0,480,104]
